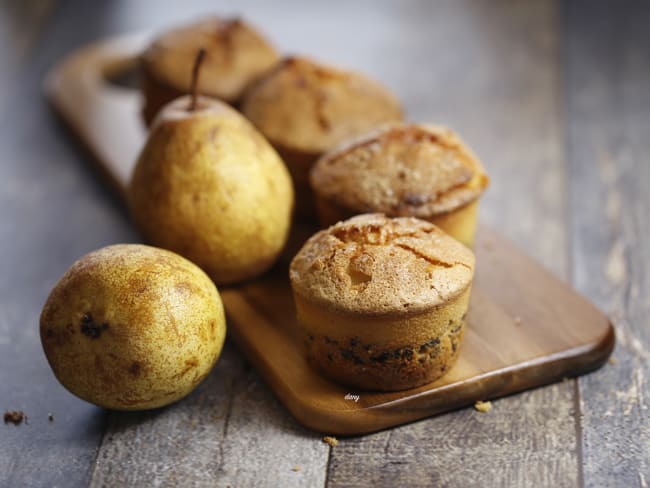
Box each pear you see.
[129,52,294,285]
[40,244,226,410]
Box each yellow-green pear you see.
[128,90,294,284]
[40,244,226,410]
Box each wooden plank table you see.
[0,0,647,486]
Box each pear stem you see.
[189,48,207,111]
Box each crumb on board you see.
[48,413,54,422]
[322,436,339,447]
[292,465,301,472]
[474,400,492,413]
[513,316,522,326]
[608,357,617,365]
[4,411,26,425]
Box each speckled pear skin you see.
[40,244,226,410]
[128,95,294,285]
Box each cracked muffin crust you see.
[310,123,489,246]
[241,56,403,217]
[140,17,279,124]
[289,214,475,391]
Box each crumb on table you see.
[292,465,301,472]
[3,411,26,425]
[322,436,339,447]
[608,357,617,365]
[513,316,522,326]
[474,400,492,413]
[48,413,54,422]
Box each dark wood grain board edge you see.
[566,0,650,483]
[224,287,614,436]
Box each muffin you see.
[241,57,403,217]
[310,123,489,247]
[289,214,475,391]
[140,17,279,124]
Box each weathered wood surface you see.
[0,0,647,486]
[89,346,329,487]
[327,1,580,486]
[566,1,650,485]
[0,1,330,487]
[0,2,113,487]
[46,30,613,436]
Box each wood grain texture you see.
[566,1,650,485]
[327,1,580,486]
[219,230,612,436]
[0,2,119,488]
[0,1,348,487]
[89,344,328,487]
[3,0,647,486]
[45,23,612,437]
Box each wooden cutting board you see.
[45,34,614,435]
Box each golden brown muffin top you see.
[241,57,403,155]
[141,17,279,103]
[289,214,475,316]
[310,123,489,217]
